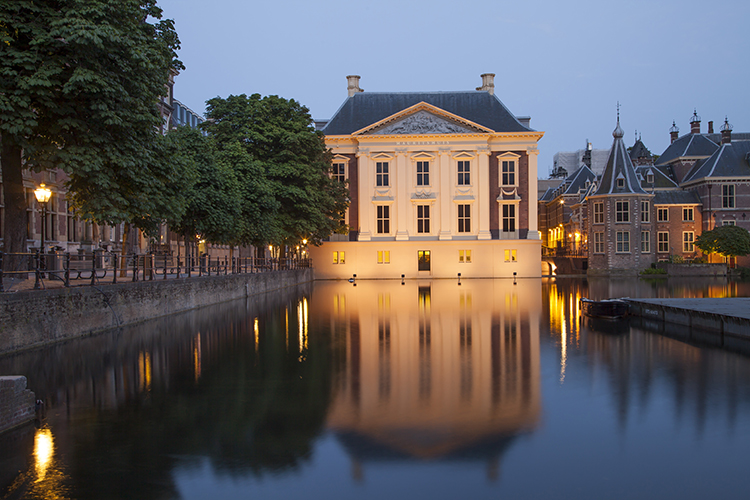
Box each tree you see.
[203,94,349,248]
[1,0,184,259]
[695,225,750,259]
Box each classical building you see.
[310,74,544,279]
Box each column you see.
[439,149,452,240]
[477,148,491,240]
[395,150,409,241]
[527,146,540,239]
[357,152,372,241]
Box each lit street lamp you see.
[34,183,52,275]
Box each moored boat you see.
[580,298,629,319]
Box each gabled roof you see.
[635,166,678,189]
[563,165,596,195]
[682,141,750,183]
[629,139,652,161]
[323,91,532,136]
[540,187,554,202]
[593,121,648,196]
[656,133,719,166]
[653,190,702,206]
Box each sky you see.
[156,0,750,178]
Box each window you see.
[332,163,346,183]
[376,162,389,187]
[616,177,625,188]
[594,232,604,253]
[683,207,694,221]
[683,231,694,252]
[416,205,430,233]
[647,173,654,184]
[594,202,604,224]
[641,201,650,223]
[458,204,471,233]
[723,220,736,226]
[332,251,345,264]
[501,160,516,186]
[641,231,650,253]
[457,161,470,185]
[504,249,517,262]
[657,207,669,222]
[616,231,630,253]
[377,205,390,234]
[658,231,669,253]
[418,250,431,271]
[723,184,735,208]
[416,161,430,186]
[377,250,390,264]
[616,201,630,222]
[459,250,472,263]
[502,204,516,232]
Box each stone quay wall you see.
[0,376,35,434]
[0,269,313,355]
[655,263,727,277]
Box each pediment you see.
[354,103,493,136]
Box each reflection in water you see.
[33,428,53,482]
[317,280,542,479]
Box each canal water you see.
[2,277,750,499]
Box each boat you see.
[580,298,629,319]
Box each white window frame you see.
[723,184,735,209]
[594,232,605,254]
[376,205,391,234]
[683,231,694,252]
[616,200,630,223]
[658,231,669,253]
[657,207,669,222]
[641,200,650,223]
[457,203,472,233]
[416,204,431,234]
[593,202,604,224]
[498,152,520,188]
[683,207,694,222]
[641,230,650,253]
[616,231,630,253]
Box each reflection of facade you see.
[310,74,544,279]
[317,280,541,477]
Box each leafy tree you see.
[695,225,750,258]
[203,94,349,247]
[1,0,184,258]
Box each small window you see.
[458,204,471,233]
[504,249,517,262]
[647,173,654,184]
[377,250,390,264]
[594,202,604,224]
[457,161,471,185]
[418,250,431,271]
[641,231,650,253]
[416,161,430,186]
[617,177,625,188]
[683,207,694,221]
[332,251,345,264]
[376,162,389,187]
[501,160,516,186]
[723,220,736,226]
[458,250,472,263]
[658,232,669,253]
[683,232,694,252]
[594,232,605,253]
[377,205,390,234]
[616,201,630,223]
[332,163,346,183]
[641,201,650,223]
[416,205,430,234]
[616,231,630,253]
[723,184,735,208]
[657,208,669,222]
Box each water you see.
[2,277,750,499]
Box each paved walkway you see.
[626,298,750,320]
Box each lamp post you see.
[34,183,52,276]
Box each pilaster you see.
[477,148,491,240]
[439,149,452,240]
[395,150,409,241]
[357,151,372,241]
[527,146,540,239]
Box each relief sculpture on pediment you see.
[371,111,478,135]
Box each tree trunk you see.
[1,137,29,272]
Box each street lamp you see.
[34,184,52,274]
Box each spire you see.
[595,111,647,196]
[613,102,624,139]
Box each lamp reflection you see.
[34,428,54,482]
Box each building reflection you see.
[314,279,542,479]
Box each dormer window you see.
[616,175,625,189]
[647,171,654,184]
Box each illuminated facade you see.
[310,74,544,279]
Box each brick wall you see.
[0,376,35,434]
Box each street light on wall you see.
[34,184,52,273]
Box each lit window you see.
[416,205,430,233]
[377,250,390,264]
[594,232,604,253]
[594,202,604,224]
[657,207,669,222]
[418,250,431,271]
[616,231,630,253]
[332,163,346,183]
[377,205,390,234]
[504,249,517,262]
[723,220,736,226]
[641,231,650,253]
[641,201,650,223]
[332,251,345,264]
[459,250,472,263]
[501,160,516,186]
[416,161,430,186]
[683,232,694,252]
[683,207,694,221]
[723,184,735,208]
[658,231,669,253]
[616,201,629,222]
[458,204,471,233]
[502,204,516,232]
[376,162,389,187]
[457,161,470,185]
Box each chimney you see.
[690,109,701,134]
[720,117,733,144]
[669,121,679,143]
[476,73,495,95]
[708,121,714,134]
[346,75,363,97]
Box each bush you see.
[641,267,667,275]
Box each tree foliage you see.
[1,0,184,252]
[694,225,750,258]
[203,94,349,247]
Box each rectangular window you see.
[594,202,604,224]
[641,201,650,223]
[502,204,516,232]
[458,250,472,263]
[416,161,430,186]
[417,205,430,233]
[501,160,516,186]
[657,207,669,222]
[723,184,735,208]
[332,163,346,183]
[457,161,470,185]
[723,220,736,226]
[418,250,431,271]
[658,231,669,253]
[376,162,389,187]
[594,232,604,253]
[683,207,694,221]
[641,231,650,253]
[616,231,630,253]
[332,251,345,264]
[504,249,517,262]
[458,204,471,233]
[683,231,694,252]
[377,205,390,234]
[616,201,630,222]
[377,250,390,264]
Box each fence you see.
[0,251,311,292]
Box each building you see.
[310,74,544,279]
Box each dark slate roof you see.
[563,165,596,195]
[682,141,750,183]
[593,121,648,196]
[653,190,702,205]
[629,139,652,160]
[706,132,750,143]
[635,166,678,189]
[656,133,719,166]
[540,187,554,202]
[322,91,532,135]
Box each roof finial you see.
[613,102,623,139]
